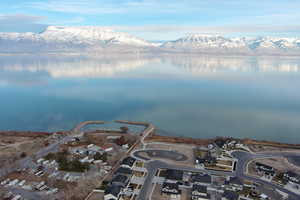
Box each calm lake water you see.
[0,54,300,143]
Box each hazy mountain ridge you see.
[1,26,300,55]
[163,34,300,55]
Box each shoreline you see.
[1,120,300,148]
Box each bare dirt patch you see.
[248,157,300,177]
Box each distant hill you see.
[1,26,300,55]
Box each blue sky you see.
[1,0,300,40]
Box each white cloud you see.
[0,14,47,32]
[0,14,45,24]
[26,0,132,14]
[24,0,217,15]
[112,25,300,40]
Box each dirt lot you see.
[0,133,49,167]
[145,143,195,167]
[146,135,214,146]
[244,139,300,153]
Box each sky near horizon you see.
[0,0,300,40]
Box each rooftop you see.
[116,167,133,175]
[162,182,181,194]
[112,174,128,184]
[166,169,184,181]
[104,185,123,197]
[121,157,136,167]
[223,190,239,200]
[192,184,207,193]
[191,174,212,184]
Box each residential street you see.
[134,148,300,200]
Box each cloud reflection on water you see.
[0,54,300,143]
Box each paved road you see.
[136,158,234,200]
[233,151,300,199]
[134,148,300,200]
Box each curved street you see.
[133,147,300,200]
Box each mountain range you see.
[1,26,300,55]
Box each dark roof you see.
[215,139,226,148]
[285,171,300,178]
[284,171,300,183]
[104,185,122,197]
[162,182,181,194]
[166,169,183,181]
[256,162,274,171]
[112,174,128,184]
[228,177,243,185]
[192,184,207,193]
[116,167,132,175]
[223,190,239,200]
[196,154,216,164]
[121,157,136,167]
[192,174,212,184]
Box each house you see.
[116,167,133,176]
[104,185,123,200]
[191,184,210,200]
[161,182,181,198]
[101,144,115,153]
[87,144,104,155]
[283,171,300,185]
[166,169,183,182]
[111,174,129,188]
[215,139,227,149]
[191,174,212,186]
[195,151,217,168]
[121,157,136,169]
[222,190,239,200]
[225,177,243,191]
[255,162,275,177]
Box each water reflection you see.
[0,54,300,81]
[166,55,300,73]
[0,54,300,143]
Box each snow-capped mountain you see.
[162,34,300,55]
[40,26,152,46]
[0,26,155,53]
[1,27,300,55]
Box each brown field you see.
[145,135,214,146]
